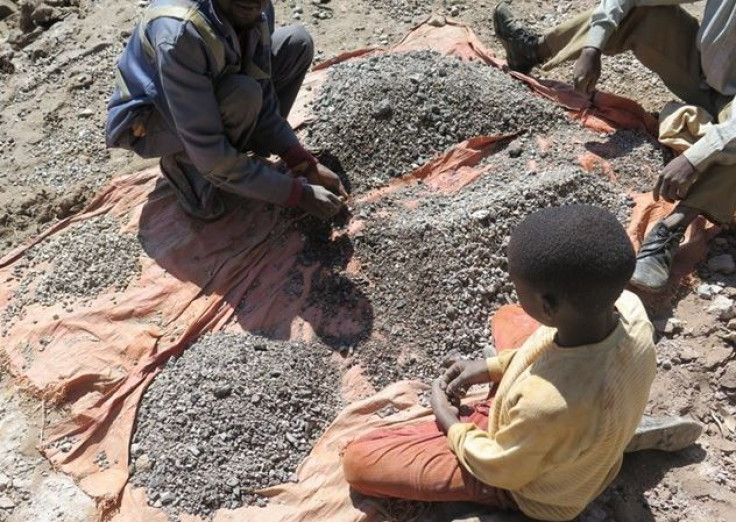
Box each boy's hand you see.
[442,359,492,399]
[430,379,460,433]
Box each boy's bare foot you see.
[625,415,703,453]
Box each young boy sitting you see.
[342,205,701,521]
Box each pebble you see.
[708,296,736,321]
[708,254,736,274]
[0,496,15,510]
[697,283,723,300]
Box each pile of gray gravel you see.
[307,51,565,194]
[1,216,142,331]
[302,167,632,389]
[130,332,340,518]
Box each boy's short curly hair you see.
[508,205,636,314]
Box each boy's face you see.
[220,0,265,30]
[510,272,556,327]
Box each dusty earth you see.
[1,0,735,522]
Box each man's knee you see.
[216,74,263,126]
[281,24,314,68]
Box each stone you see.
[31,5,63,27]
[700,345,733,370]
[728,318,736,331]
[697,283,723,300]
[707,254,736,274]
[213,385,232,399]
[0,0,16,21]
[0,496,15,510]
[722,365,736,390]
[471,209,490,223]
[135,454,152,473]
[371,98,392,119]
[654,317,684,336]
[160,491,175,505]
[707,295,736,321]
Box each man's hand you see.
[430,379,461,433]
[441,358,492,399]
[298,184,344,219]
[653,155,698,203]
[306,163,349,200]
[573,47,602,96]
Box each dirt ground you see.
[1,1,735,521]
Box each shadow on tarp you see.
[137,178,374,349]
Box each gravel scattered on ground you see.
[307,51,566,194]
[130,332,341,518]
[1,215,142,331]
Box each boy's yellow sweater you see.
[447,291,657,521]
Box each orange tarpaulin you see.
[0,18,717,521]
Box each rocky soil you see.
[1,0,735,521]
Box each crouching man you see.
[495,0,736,292]
[107,0,346,222]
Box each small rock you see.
[700,345,733,370]
[727,318,736,331]
[251,393,261,404]
[471,209,490,223]
[707,254,736,274]
[135,454,152,473]
[160,491,175,505]
[697,283,723,300]
[654,317,683,336]
[0,496,15,510]
[507,140,524,158]
[371,98,392,119]
[213,385,232,399]
[708,295,736,321]
[722,365,736,390]
[0,0,16,22]
[187,446,201,457]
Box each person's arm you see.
[446,386,569,490]
[683,100,736,171]
[153,22,300,206]
[655,101,736,202]
[587,0,698,50]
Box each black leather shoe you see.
[493,2,542,74]
[625,415,702,453]
[630,221,686,292]
[160,155,226,223]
